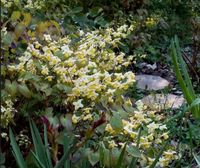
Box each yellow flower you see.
[44,34,52,41]
[163,150,176,160]
[108,140,117,149]
[41,65,49,75]
[73,99,84,111]
[105,124,115,134]
[147,134,154,141]
[125,99,132,106]
[45,76,53,81]
[147,122,160,133]
[72,115,79,124]
[161,132,169,140]
[159,157,169,167]
[83,114,93,121]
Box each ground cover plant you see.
[1,0,200,167]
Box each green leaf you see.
[14,23,26,39]
[72,13,88,26]
[5,80,17,96]
[193,153,200,166]
[186,98,200,111]
[127,145,141,158]
[63,132,74,168]
[11,11,21,21]
[94,16,108,27]
[71,7,83,14]
[20,72,40,82]
[99,142,105,167]
[22,12,32,26]
[44,125,53,167]
[170,36,200,118]
[110,113,123,131]
[18,83,32,98]
[0,152,5,166]
[29,120,51,168]
[174,36,195,99]
[116,144,127,168]
[54,84,72,93]
[60,114,73,131]
[31,151,46,168]
[149,141,168,168]
[9,128,27,168]
[54,145,74,168]
[88,152,100,166]
[89,7,103,17]
[2,32,13,46]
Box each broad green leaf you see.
[18,84,32,98]
[60,114,73,131]
[54,83,72,93]
[22,12,32,26]
[88,152,100,166]
[14,23,26,40]
[5,80,17,96]
[110,113,123,131]
[94,16,108,27]
[72,13,88,26]
[2,32,13,46]
[127,145,141,158]
[71,7,83,13]
[11,11,21,21]
[89,7,103,17]
[20,72,40,82]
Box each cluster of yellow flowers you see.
[145,17,157,27]
[7,25,136,124]
[1,0,45,9]
[104,100,177,167]
[1,98,16,127]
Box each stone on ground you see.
[136,74,169,90]
[140,94,185,110]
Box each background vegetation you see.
[1,0,200,167]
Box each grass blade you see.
[186,98,200,111]
[193,153,200,166]
[9,128,27,168]
[170,39,192,104]
[54,136,75,168]
[29,120,50,167]
[149,141,168,168]
[170,37,200,118]
[31,151,46,168]
[129,126,142,168]
[174,36,195,99]
[44,124,53,167]
[63,131,71,168]
[116,143,127,168]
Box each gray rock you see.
[139,94,185,110]
[136,74,170,90]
